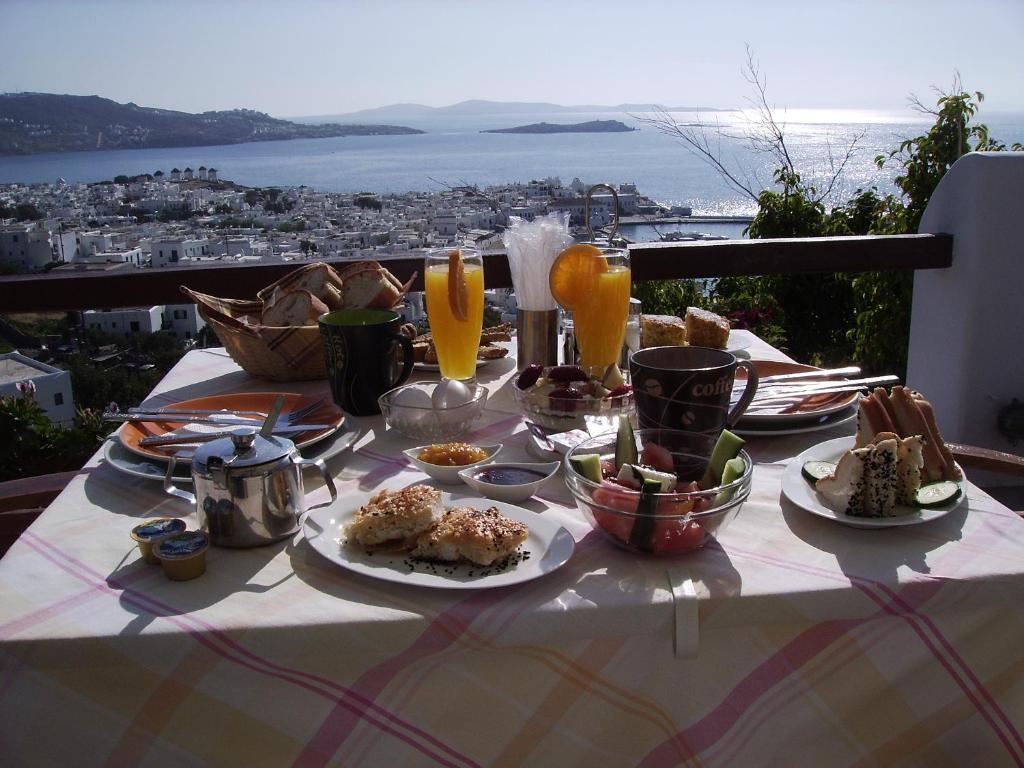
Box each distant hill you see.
[483,120,637,134]
[0,93,425,155]
[300,99,729,124]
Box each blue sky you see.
[2,0,1022,116]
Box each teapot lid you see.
[192,426,294,473]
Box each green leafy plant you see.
[0,387,111,482]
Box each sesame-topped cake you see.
[684,307,730,349]
[412,506,529,566]
[347,485,443,547]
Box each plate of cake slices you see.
[302,484,575,588]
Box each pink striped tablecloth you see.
[2,332,1023,767]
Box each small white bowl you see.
[457,461,560,503]
[403,444,502,485]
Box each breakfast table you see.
[2,330,1023,767]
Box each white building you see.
[82,306,163,336]
[226,238,253,258]
[0,352,75,426]
[0,224,60,271]
[150,237,210,267]
[78,247,144,266]
[163,303,205,341]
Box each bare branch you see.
[632,45,863,210]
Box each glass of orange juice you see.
[424,246,484,380]
[550,244,631,374]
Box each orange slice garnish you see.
[448,249,468,321]
[549,243,608,310]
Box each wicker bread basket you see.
[181,285,327,381]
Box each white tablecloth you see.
[2,332,1023,766]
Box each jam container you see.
[131,517,187,564]
[154,531,210,581]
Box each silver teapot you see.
[164,426,337,548]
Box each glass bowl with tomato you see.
[563,427,752,555]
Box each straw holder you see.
[516,309,559,370]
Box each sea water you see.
[2,109,1021,220]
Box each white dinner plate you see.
[103,415,361,483]
[781,436,967,528]
[303,490,575,588]
[733,406,858,437]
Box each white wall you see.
[83,306,163,336]
[163,303,205,340]
[0,352,75,426]
[910,151,1024,467]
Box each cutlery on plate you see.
[138,423,334,447]
[110,398,326,427]
[757,366,862,384]
[743,376,900,405]
[128,406,268,418]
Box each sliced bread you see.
[338,263,404,309]
[260,263,344,310]
[261,290,328,327]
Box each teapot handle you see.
[295,456,338,513]
[163,456,196,504]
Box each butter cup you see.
[131,518,187,564]
[154,531,210,581]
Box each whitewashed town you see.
[0,169,679,424]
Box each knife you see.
[107,413,307,429]
[261,394,286,438]
[139,423,335,447]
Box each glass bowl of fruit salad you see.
[563,423,752,555]
[512,363,634,431]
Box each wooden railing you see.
[0,233,953,313]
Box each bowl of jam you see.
[457,461,560,503]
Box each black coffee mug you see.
[629,346,759,433]
[318,309,414,416]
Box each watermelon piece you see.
[640,441,675,473]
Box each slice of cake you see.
[412,506,529,566]
[347,485,443,548]
[640,314,686,348]
[684,307,730,349]
[815,433,924,517]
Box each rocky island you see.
[483,119,636,134]
[0,93,425,155]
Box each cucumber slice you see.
[701,429,745,488]
[802,460,836,483]
[915,480,961,508]
[615,415,638,469]
[714,456,747,506]
[628,478,662,552]
[569,453,603,484]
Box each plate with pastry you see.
[410,326,513,371]
[302,484,575,588]
[639,309,750,353]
